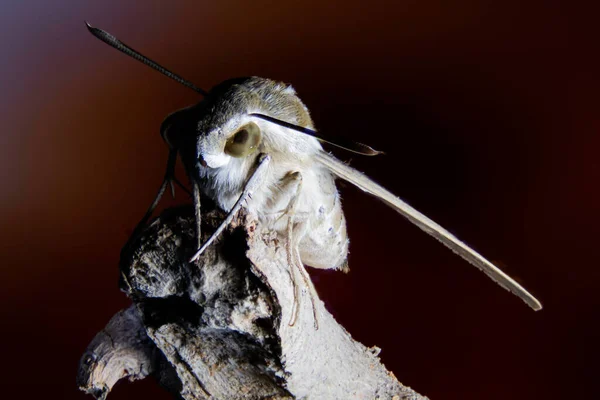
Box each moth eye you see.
[225,122,262,158]
[233,129,249,144]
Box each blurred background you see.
[1,1,598,398]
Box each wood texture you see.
[77,205,428,399]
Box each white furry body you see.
[187,77,540,311]
[197,118,349,271]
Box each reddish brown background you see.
[1,1,598,399]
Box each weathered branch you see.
[78,205,428,399]
[76,307,158,399]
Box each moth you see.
[87,23,542,326]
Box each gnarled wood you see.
[78,205,428,399]
[76,307,158,400]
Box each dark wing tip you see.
[359,144,384,156]
[340,141,384,156]
[248,113,384,156]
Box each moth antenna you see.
[85,21,208,96]
[249,113,383,156]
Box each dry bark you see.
[77,205,428,400]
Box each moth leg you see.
[190,153,271,262]
[293,241,320,330]
[274,178,303,224]
[281,172,303,327]
[192,181,202,249]
[279,173,319,329]
[287,216,321,330]
[171,176,192,198]
[286,222,300,327]
[129,148,178,240]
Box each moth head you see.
[87,23,382,174]
[159,77,315,173]
[179,77,315,170]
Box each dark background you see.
[1,1,598,398]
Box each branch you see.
[78,205,428,399]
[76,307,157,399]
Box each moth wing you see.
[316,151,542,311]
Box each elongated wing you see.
[316,151,542,311]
